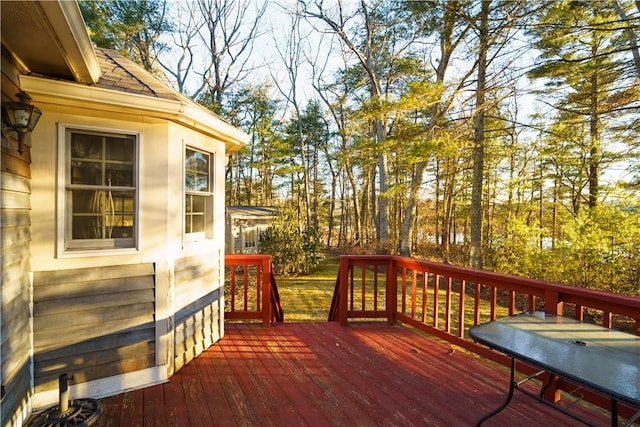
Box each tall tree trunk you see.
[612,0,640,77]
[375,120,390,252]
[399,1,464,256]
[588,44,600,208]
[470,0,490,269]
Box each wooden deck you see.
[95,322,611,427]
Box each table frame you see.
[469,311,640,427]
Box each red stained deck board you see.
[289,323,432,425]
[96,322,612,427]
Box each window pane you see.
[244,228,257,247]
[71,133,102,159]
[71,161,102,185]
[185,194,207,234]
[71,190,134,240]
[112,214,134,238]
[106,136,134,161]
[106,162,134,187]
[72,216,101,239]
[192,195,205,213]
[194,173,209,191]
[185,149,210,192]
[191,214,205,233]
[72,190,96,214]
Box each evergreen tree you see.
[79,0,172,72]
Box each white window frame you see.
[57,124,140,256]
[184,145,214,244]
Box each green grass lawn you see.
[275,253,339,322]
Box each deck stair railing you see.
[224,254,283,326]
[329,254,640,419]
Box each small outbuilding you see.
[226,206,279,254]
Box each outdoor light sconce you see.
[2,91,42,154]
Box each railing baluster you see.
[243,265,249,312]
[256,265,261,312]
[230,267,236,312]
[361,264,366,311]
[421,272,428,323]
[445,276,452,333]
[603,311,612,328]
[458,279,466,338]
[350,265,355,312]
[508,290,515,315]
[433,274,440,328]
[373,265,379,312]
[490,286,497,320]
[474,282,481,326]
[401,267,407,315]
[411,269,417,318]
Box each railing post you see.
[262,256,272,327]
[339,256,349,326]
[387,258,397,325]
[543,288,562,402]
[544,289,563,315]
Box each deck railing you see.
[329,254,640,417]
[224,254,283,327]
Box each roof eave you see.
[39,1,102,83]
[21,75,249,153]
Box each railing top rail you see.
[226,254,273,261]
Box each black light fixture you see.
[2,91,42,154]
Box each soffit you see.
[1,1,99,83]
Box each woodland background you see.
[79,0,640,295]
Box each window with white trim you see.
[64,128,137,250]
[243,227,257,248]
[185,147,213,242]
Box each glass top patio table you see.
[469,311,640,408]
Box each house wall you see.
[173,253,222,372]
[1,54,34,427]
[24,88,228,407]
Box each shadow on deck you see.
[96,322,609,426]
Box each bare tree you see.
[159,1,205,96]
[196,0,267,112]
[269,3,313,226]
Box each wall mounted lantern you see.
[2,91,42,154]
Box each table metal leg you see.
[623,408,640,427]
[476,357,517,426]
